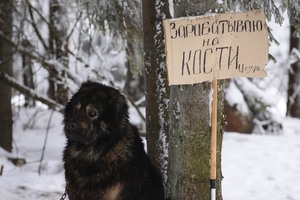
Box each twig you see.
[27,1,48,51]
[126,95,145,122]
[66,11,83,42]
[0,165,3,176]
[38,109,55,175]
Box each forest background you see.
[0,0,300,200]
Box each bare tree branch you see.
[66,11,83,42]
[66,47,90,68]
[125,93,145,122]
[27,1,48,51]
[0,32,82,85]
[24,0,50,27]
[0,69,64,113]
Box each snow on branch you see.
[290,48,300,65]
[234,78,274,112]
[0,32,82,86]
[0,69,64,113]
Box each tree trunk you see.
[142,0,171,184]
[0,0,13,152]
[167,1,224,200]
[48,0,69,105]
[287,26,300,117]
[143,0,224,199]
[22,39,35,107]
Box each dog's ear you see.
[109,89,127,113]
[64,101,73,117]
[109,89,129,131]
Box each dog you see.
[62,81,164,200]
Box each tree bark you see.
[142,0,171,184]
[0,0,13,152]
[167,1,224,200]
[287,26,300,117]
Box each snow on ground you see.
[0,108,66,200]
[0,108,300,200]
[222,117,300,200]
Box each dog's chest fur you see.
[103,183,122,200]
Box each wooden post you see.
[210,79,218,200]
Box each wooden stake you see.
[210,79,218,200]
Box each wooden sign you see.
[163,9,269,85]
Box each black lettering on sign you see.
[170,22,177,39]
[229,46,239,70]
[216,47,229,70]
[238,64,261,73]
[169,19,264,39]
[180,46,241,76]
[203,48,213,74]
[182,51,192,75]
[193,49,202,74]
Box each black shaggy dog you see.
[63,81,164,200]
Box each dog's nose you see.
[66,122,77,130]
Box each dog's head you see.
[63,81,129,146]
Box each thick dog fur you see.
[63,81,164,200]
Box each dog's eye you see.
[88,110,98,118]
[86,105,98,119]
[88,109,98,119]
[73,103,81,113]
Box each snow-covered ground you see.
[222,117,300,200]
[0,108,300,200]
[0,108,65,200]
[0,5,296,199]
